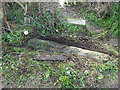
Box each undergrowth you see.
[2,45,118,88]
[1,2,118,88]
[80,2,119,39]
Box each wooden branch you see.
[14,0,27,15]
[5,21,11,30]
[98,2,110,15]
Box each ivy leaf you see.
[66,71,71,75]
[45,70,50,78]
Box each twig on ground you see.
[5,21,11,30]
[2,27,19,38]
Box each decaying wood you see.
[63,46,110,61]
[35,55,67,61]
[33,45,111,61]
[27,38,113,61]
[27,38,67,50]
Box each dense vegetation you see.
[81,2,119,38]
[2,2,119,43]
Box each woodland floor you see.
[1,2,119,88]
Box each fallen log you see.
[34,55,67,61]
[27,39,114,61]
[63,46,111,61]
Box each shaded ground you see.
[2,2,118,88]
[25,2,118,57]
[2,44,118,88]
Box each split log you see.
[27,39,115,61]
[27,38,66,50]
[63,46,111,61]
[38,55,67,61]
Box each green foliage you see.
[2,27,28,46]
[109,48,118,55]
[92,58,118,80]
[81,2,119,38]
[3,3,92,46]
[3,32,15,42]
[30,10,63,36]
[59,76,71,88]
[5,3,24,24]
